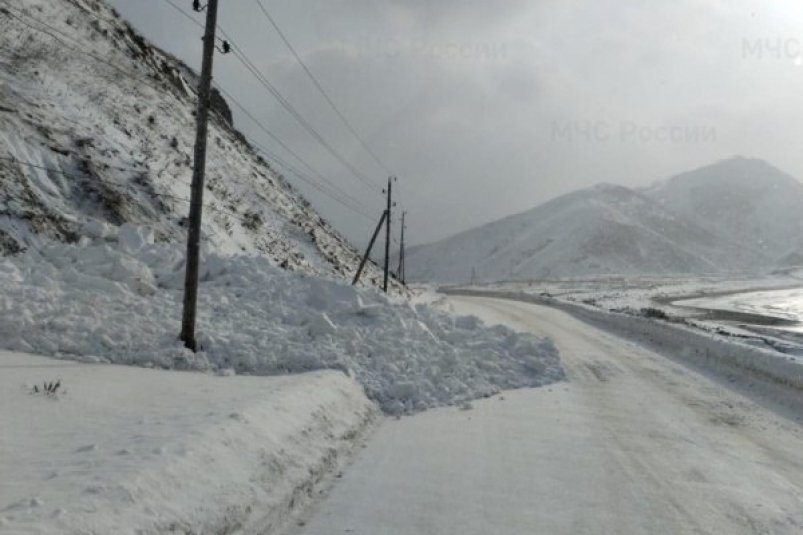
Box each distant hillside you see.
[405,157,795,283]
[644,156,803,260]
[0,0,394,289]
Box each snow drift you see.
[0,350,379,535]
[0,225,564,414]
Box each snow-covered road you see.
[294,296,803,534]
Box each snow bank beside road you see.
[0,227,563,414]
[0,350,378,535]
[443,288,803,407]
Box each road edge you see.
[442,287,803,417]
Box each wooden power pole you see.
[383,176,395,293]
[397,210,406,284]
[180,0,220,351]
[352,210,388,286]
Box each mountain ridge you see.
[405,156,795,283]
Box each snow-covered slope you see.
[406,156,803,283]
[644,156,803,262]
[0,0,391,288]
[405,183,752,283]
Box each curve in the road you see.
[293,296,803,535]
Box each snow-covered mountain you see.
[406,157,797,283]
[644,156,803,261]
[0,0,392,288]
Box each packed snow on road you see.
[292,296,803,535]
[467,275,803,373]
[2,1,803,534]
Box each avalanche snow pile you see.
[0,226,563,414]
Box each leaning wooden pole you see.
[352,210,388,286]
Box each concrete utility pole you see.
[383,176,395,293]
[180,0,220,351]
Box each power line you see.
[162,0,233,50]
[212,83,374,215]
[0,154,376,254]
[0,151,373,231]
[252,0,394,177]
[0,154,267,231]
[3,1,396,256]
[227,46,383,194]
[245,1,420,217]
[160,0,383,194]
[158,0,380,218]
[0,136,373,230]
[2,5,165,96]
[250,142,376,220]
[0,154,190,202]
[163,0,205,31]
[3,2,402,290]
[2,4,378,224]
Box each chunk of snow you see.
[117,224,154,254]
[0,239,564,414]
[81,220,113,240]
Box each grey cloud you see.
[107,0,803,248]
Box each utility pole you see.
[383,176,395,293]
[180,0,220,351]
[352,210,387,286]
[397,211,406,284]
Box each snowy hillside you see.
[405,182,755,283]
[0,0,392,288]
[644,156,803,262]
[0,0,566,416]
[406,157,802,283]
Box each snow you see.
[0,228,564,415]
[481,276,803,364]
[0,0,396,290]
[645,156,803,261]
[0,349,379,535]
[404,181,746,283]
[442,287,803,413]
[481,274,803,316]
[404,157,803,283]
[678,288,803,326]
[293,296,803,535]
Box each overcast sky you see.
[108,0,803,247]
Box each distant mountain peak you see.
[405,157,800,283]
[648,155,799,193]
[695,154,785,174]
[591,182,632,194]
